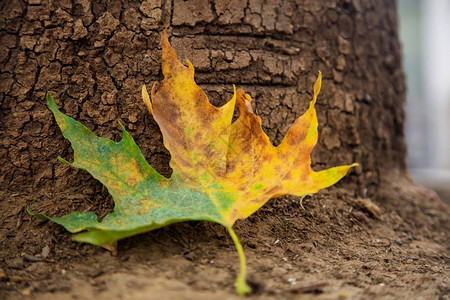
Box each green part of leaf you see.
[41,92,227,246]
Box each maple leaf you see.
[31,30,357,295]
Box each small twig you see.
[21,253,56,263]
[16,206,24,229]
[299,194,311,210]
[290,282,328,294]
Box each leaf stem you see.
[227,226,251,295]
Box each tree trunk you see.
[1,0,447,299]
[1,0,406,194]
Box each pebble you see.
[41,245,51,258]
[23,254,41,262]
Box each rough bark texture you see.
[1,1,448,299]
[1,0,406,195]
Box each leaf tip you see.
[46,91,57,111]
[117,121,134,143]
[117,120,125,130]
[313,71,322,102]
[161,27,184,77]
[163,27,169,43]
[150,81,158,100]
[235,89,247,112]
[142,84,153,115]
[57,156,72,165]
[27,207,50,221]
[185,58,195,76]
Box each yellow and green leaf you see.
[32,30,357,295]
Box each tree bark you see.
[0,0,406,200]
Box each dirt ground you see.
[1,173,448,300]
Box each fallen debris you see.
[354,198,382,219]
[290,282,328,294]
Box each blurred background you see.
[398,0,450,204]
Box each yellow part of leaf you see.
[149,31,236,181]
[146,30,357,226]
